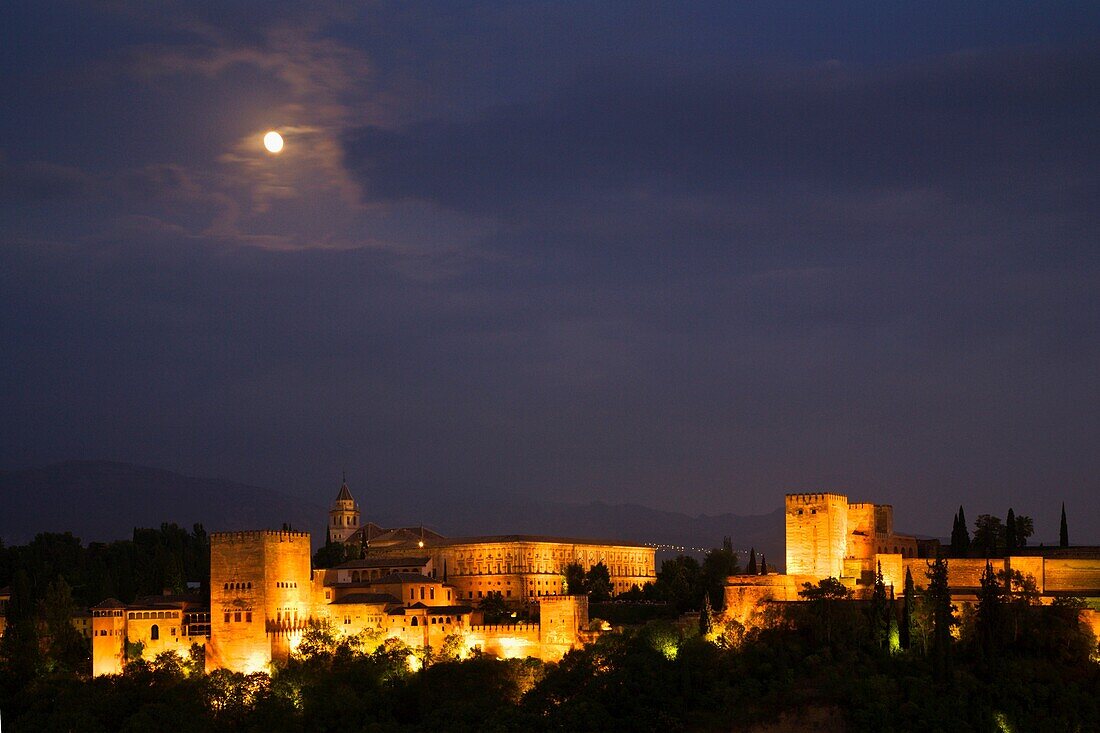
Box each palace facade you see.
[332,480,657,601]
[91,479,653,675]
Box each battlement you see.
[469,623,540,633]
[210,530,311,542]
[785,493,849,504]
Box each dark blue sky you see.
[2,2,1098,541]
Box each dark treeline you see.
[0,524,210,607]
[950,503,1075,557]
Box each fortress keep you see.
[727,492,1100,638]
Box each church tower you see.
[327,476,360,544]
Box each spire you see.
[336,478,354,503]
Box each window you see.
[150,624,159,640]
[420,587,425,600]
[245,612,252,623]
[411,617,418,626]
[171,627,177,636]
[234,612,242,622]
[224,613,231,623]
[430,588,435,600]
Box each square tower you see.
[785,493,848,579]
[206,530,312,673]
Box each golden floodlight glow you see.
[263,130,284,153]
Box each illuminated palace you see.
[724,493,1100,637]
[91,480,656,675]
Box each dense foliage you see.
[0,524,210,606]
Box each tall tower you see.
[785,493,848,579]
[327,476,360,544]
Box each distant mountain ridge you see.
[0,461,785,562]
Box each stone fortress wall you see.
[728,492,1100,638]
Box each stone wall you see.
[786,493,848,578]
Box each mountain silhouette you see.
[0,461,785,563]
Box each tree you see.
[745,548,757,575]
[975,561,1005,657]
[296,617,339,659]
[957,505,970,555]
[973,514,1005,557]
[799,578,851,645]
[1005,509,1017,553]
[563,562,587,595]
[585,563,612,603]
[701,544,739,611]
[312,540,351,569]
[0,568,40,678]
[869,561,889,651]
[1013,515,1034,548]
[1060,503,1069,547]
[900,566,914,650]
[479,591,512,624]
[654,556,703,613]
[926,555,955,679]
[758,554,767,575]
[699,595,714,637]
[41,576,89,672]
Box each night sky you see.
[2,2,1098,541]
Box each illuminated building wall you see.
[785,493,849,578]
[206,530,312,673]
[423,539,656,603]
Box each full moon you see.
[263,131,284,153]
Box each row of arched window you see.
[224,582,252,590]
[127,610,177,620]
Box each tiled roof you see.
[330,593,401,606]
[429,534,650,549]
[335,556,430,570]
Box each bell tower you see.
[327,475,360,544]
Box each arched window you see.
[150,624,159,640]
[411,617,418,626]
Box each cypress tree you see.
[758,554,767,575]
[957,505,970,554]
[926,554,955,680]
[746,548,757,575]
[1060,503,1069,547]
[699,594,714,637]
[1005,508,1017,553]
[870,561,889,650]
[900,566,914,650]
[976,561,1005,658]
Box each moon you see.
[263,131,284,154]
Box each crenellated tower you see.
[785,493,848,579]
[327,476,361,544]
